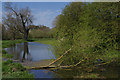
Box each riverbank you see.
[2,38,58,78]
[2,38,58,59]
[2,39,119,79]
[2,39,58,79]
[34,38,58,46]
[2,39,28,48]
[2,39,34,78]
[36,39,119,78]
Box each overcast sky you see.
[2,2,69,28]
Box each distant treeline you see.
[53,2,120,66]
[29,25,54,38]
[2,25,54,40]
[2,3,54,40]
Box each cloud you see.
[33,10,57,28]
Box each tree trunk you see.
[12,32,15,40]
[24,29,29,40]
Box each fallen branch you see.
[27,57,87,69]
[59,57,87,68]
[57,60,63,67]
[46,48,72,67]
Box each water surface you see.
[4,42,119,78]
[5,42,56,62]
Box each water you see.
[4,42,60,78]
[4,42,56,62]
[4,42,119,78]
[29,69,58,78]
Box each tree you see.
[29,25,52,38]
[4,3,33,40]
[3,13,18,40]
[53,2,119,66]
[1,24,7,40]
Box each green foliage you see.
[2,50,7,54]
[53,2,119,67]
[2,60,34,78]
[35,38,58,46]
[2,49,13,58]
[29,25,54,39]
[2,39,28,48]
[2,40,34,78]
[2,53,13,58]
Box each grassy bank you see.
[2,60,34,78]
[2,39,27,59]
[2,39,28,48]
[34,38,58,46]
[2,38,58,78]
[2,39,34,78]
[2,50,13,59]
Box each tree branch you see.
[46,47,72,67]
[7,7,19,16]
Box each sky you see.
[1,0,118,28]
[2,2,69,28]
[0,1,2,24]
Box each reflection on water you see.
[29,65,119,78]
[29,69,59,78]
[5,42,56,62]
[4,42,119,78]
[22,42,31,62]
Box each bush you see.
[53,2,119,67]
[2,60,34,78]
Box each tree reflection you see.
[22,42,32,62]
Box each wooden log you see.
[26,58,87,69]
[46,48,72,67]
[27,65,74,69]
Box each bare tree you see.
[3,13,18,40]
[4,3,33,40]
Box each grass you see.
[2,39,28,48]
[2,40,27,59]
[2,38,119,78]
[2,50,13,59]
[2,39,34,78]
[2,54,13,59]
[34,38,58,46]
[74,73,100,78]
[2,40,26,59]
[2,60,34,78]
[2,38,58,79]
